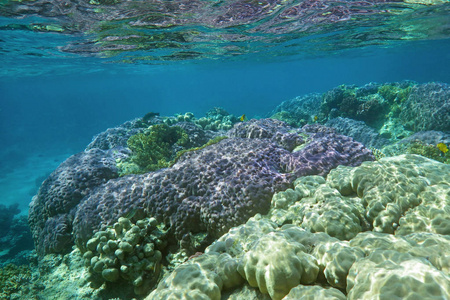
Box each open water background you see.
[0,0,450,213]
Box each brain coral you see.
[151,154,450,300]
[146,253,229,300]
[347,249,450,300]
[237,232,319,300]
[28,148,122,255]
[330,154,450,235]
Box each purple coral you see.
[28,148,121,255]
[228,118,305,151]
[72,120,373,251]
[31,119,374,255]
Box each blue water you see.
[1,38,449,214]
[0,0,449,219]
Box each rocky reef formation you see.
[71,119,373,253]
[27,116,374,300]
[24,81,450,299]
[273,81,450,147]
[399,82,450,132]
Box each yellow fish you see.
[313,115,318,122]
[437,142,449,154]
[239,114,247,122]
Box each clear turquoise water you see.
[0,0,450,213]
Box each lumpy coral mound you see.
[29,118,373,257]
[153,154,450,300]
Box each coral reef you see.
[152,154,450,299]
[125,123,189,173]
[163,108,239,131]
[71,119,372,254]
[0,213,34,267]
[0,204,33,267]
[0,264,32,299]
[28,148,123,256]
[147,252,243,299]
[237,232,319,300]
[325,117,390,149]
[406,140,450,164]
[271,81,435,142]
[29,117,373,263]
[228,118,306,151]
[400,82,450,132]
[347,248,449,299]
[319,82,415,130]
[25,82,450,300]
[83,217,167,295]
[283,285,346,300]
[0,203,20,233]
[86,119,148,151]
[269,93,322,127]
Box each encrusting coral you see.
[0,264,32,299]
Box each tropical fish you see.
[437,142,449,154]
[240,114,247,121]
[142,112,160,122]
[313,115,318,122]
[123,208,137,220]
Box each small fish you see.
[437,142,449,154]
[239,114,247,122]
[313,115,318,122]
[142,112,160,122]
[123,208,137,220]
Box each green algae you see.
[124,124,189,174]
[118,123,228,175]
[171,136,228,165]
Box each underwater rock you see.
[28,148,123,256]
[400,82,450,132]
